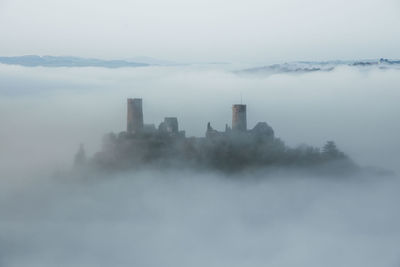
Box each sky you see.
[0,0,399,63]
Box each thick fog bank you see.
[0,64,399,175]
[0,63,399,266]
[1,170,400,267]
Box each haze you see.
[1,63,400,266]
[0,0,399,63]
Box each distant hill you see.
[0,55,149,68]
[236,58,400,76]
[127,56,178,66]
[2,56,400,72]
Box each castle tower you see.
[163,117,179,133]
[232,104,247,131]
[127,98,144,134]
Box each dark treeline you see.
[85,129,357,174]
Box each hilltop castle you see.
[125,98,274,140]
[90,98,352,173]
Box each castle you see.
[89,98,352,172]
[126,98,274,139]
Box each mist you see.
[1,63,400,266]
[1,169,400,267]
[1,63,399,173]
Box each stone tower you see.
[232,104,247,131]
[127,98,144,134]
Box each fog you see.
[1,64,400,266]
[2,170,400,267]
[1,63,399,173]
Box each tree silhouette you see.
[322,141,344,159]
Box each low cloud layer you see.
[0,64,399,266]
[1,170,400,267]
[0,63,399,173]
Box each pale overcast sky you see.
[0,0,399,63]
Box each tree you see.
[322,141,343,159]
